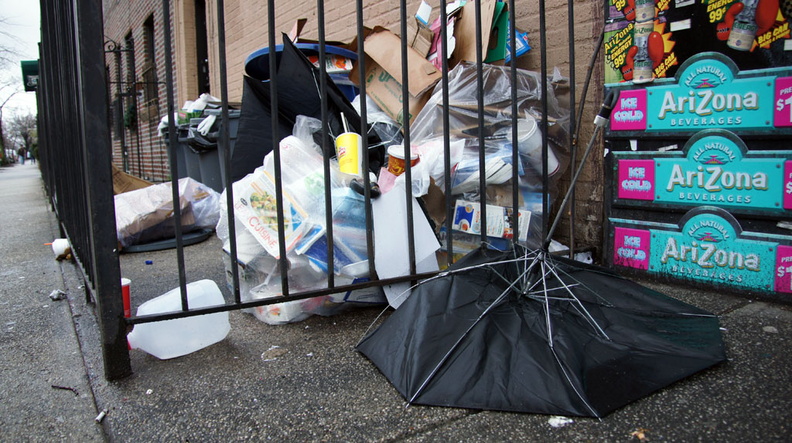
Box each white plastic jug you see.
[127,280,231,359]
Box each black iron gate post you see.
[39,0,132,380]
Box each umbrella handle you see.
[543,92,617,251]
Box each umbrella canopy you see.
[357,246,726,417]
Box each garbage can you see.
[179,123,203,182]
[244,43,359,101]
[186,110,240,192]
[162,124,193,180]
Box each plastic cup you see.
[121,278,131,318]
[508,115,560,176]
[386,145,419,176]
[335,132,363,177]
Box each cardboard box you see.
[112,164,152,195]
[350,27,442,126]
[450,0,508,66]
[406,18,434,57]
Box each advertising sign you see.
[610,206,792,295]
[608,52,792,137]
[605,0,792,84]
[612,129,792,215]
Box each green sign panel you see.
[611,207,792,295]
[20,60,38,92]
[613,130,792,215]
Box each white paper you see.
[373,181,440,307]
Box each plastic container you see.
[386,145,419,176]
[507,115,560,177]
[126,279,230,359]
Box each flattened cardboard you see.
[450,0,498,66]
[350,27,442,125]
[364,27,441,97]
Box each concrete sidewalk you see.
[2,162,791,441]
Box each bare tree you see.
[0,16,24,69]
[7,111,36,159]
[0,14,25,164]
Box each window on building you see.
[195,0,210,94]
[142,15,159,108]
[123,32,137,129]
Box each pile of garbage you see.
[216,0,570,325]
[216,117,387,325]
[125,0,569,328]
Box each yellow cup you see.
[335,132,363,177]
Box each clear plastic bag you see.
[409,62,570,191]
[115,177,221,247]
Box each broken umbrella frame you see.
[356,93,728,417]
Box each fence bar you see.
[266,0,290,296]
[567,0,578,257]
[440,0,454,263]
[475,0,487,244]
[356,0,376,278]
[215,0,241,304]
[317,0,336,289]
[509,0,520,245]
[400,0,417,276]
[160,0,190,311]
[539,0,550,246]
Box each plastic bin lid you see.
[244,43,358,81]
[203,108,241,118]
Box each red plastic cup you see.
[121,278,131,318]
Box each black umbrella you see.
[356,92,726,417]
[356,245,726,416]
[231,35,384,182]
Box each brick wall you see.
[103,0,607,252]
[104,0,175,182]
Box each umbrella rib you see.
[542,259,611,340]
[359,253,541,346]
[544,257,615,307]
[550,346,601,418]
[539,256,555,348]
[407,267,530,405]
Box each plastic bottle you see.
[126,280,230,359]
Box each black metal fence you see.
[38,0,580,380]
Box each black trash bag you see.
[232,34,384,182]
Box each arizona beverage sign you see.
[611,207,792,295]
[607,52,792,137]
[613,129,792,215]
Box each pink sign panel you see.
[610,89,647,131]
[785,161,792,210]
[613,227,650,270]
[775,77,792,128]
[775,245,792,294]
[617,159,655,200]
